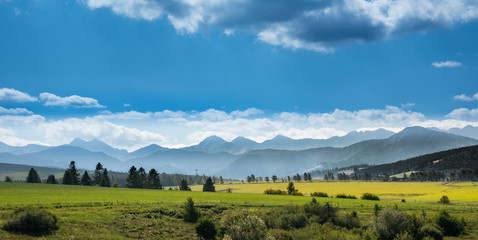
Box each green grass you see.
[0,182,477,239]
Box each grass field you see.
[190,181,478,205]
[0,182,477,239]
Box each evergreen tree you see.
[46,175,58,184]
[265,176,270,182]
[182,197,200,223]
[100,168,111,187]
[272,175,277,183]
[180,179,191,191]
[304,172,308,181]
[64,161,80,185]
[5,176,13,182]
[202,177,215,192]
[26,168,41,183]
[138,167,147,188]
[219,176,224,184]
[148,168,162,189]
[307,173,312,181]
[286,182,296,195]
[62,170,72,184]
[94,162,103,185]
[287,176,291,182]
[81,171,92,186]
[126,166,140,188]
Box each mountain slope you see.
[126,144,168,160]
[68,138,128,159]
[358,144,478,176]
[218,127,478,178]
[0,142,50,155]
[184,136,248,155]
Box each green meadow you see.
[0,182,477,239]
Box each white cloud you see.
[453,92,478,101]
[39,92,105,108]
[445,108,478,120]
[83,0,478,52]
[0,107,33,115]
[432,60,463,68]
[2,106,478,150]
[0,88,38,102]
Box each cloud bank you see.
[84,0,478,52]
[454,92,478,101]
[39,92,105,108]
[0,88,38,102]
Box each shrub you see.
[435,209,465,236]
[361,193,380,201]
[420,224,444,240]
[3,207,58,235]
[195,217,217,240]
[220,210,267,240]
[335,193,357,199]
[182,197,201,223]
[373,208,410,240]
[267,229,294,240]
[264,189,287,195]
[310,192,328,198]
[278,213,308,230]
[303,199,337,224]
[439,195,450,204]
[334,211,361,229]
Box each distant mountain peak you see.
[270,135,293,141]
[198,135,227,145]
[232,136,256,143]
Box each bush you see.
[335,193,356,199]
[182,197,201,223]
[310,192,328,198]
[3,207,58,235]
[195,217,217,240]
[279,213,309,230]
[220,210,267,240]
[435,209,465,236]
[373,208,410,240]
[264,189,287,195]
[334,211,361,229]
[303,199,337,224]
[361,193,380,201]
[420,224,443,240]
[267,229,294,240]
[438,195,450,204]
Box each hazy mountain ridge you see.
[0,126,476,178]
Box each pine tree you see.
[46,175,58,184]
[148,168,162,189]
[26,168,41,183]
[286,182,296,195]
[303,172,308,181]
[138,167,147,188]
[94,162,103,185]
[219,176,224,184]
[64,161,80,185]
[265,176,270,182]
[81,171,92,186]
[202,177,215,192]
[62,170,72,184]
[100,168,111,187]
[180,179,191,191]
[126,166,140,188]
[5,176,13,182]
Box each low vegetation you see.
[2,207,58,235]
[336,193,357,199]
[310,191,328,197]
[361,192,380,201]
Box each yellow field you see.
[190,181,478,205]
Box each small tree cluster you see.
[126,165,162,189]
[62,161,80,185]
[323,172,334,181]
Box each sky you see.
[0,0,477,151]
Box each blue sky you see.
[0,0,477,150]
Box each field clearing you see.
[190,181,478,205]
[1,182,478,239]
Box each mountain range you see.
[0,126,476,178]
